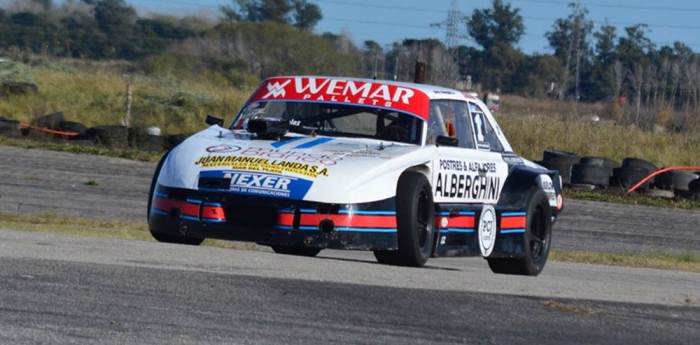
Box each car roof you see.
[244,76,470,121]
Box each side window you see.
[427,100,475,149]
[469,102,504,152]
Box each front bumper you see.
[149,185,399,250]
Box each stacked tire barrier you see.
[0,112,190,151]
[538,148,700,200]
[610,158,658,192]
[540,150,581,186]
[571,156,619,188]
[0,117,21,138]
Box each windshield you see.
[233,101,424,144]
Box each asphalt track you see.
[0,145,699,344]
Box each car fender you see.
[497,166,562,212]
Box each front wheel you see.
[487,189,552,276]
[148,150,204,247]
[373,171,435,267]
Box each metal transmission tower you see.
[444,0,460,50]
[431,0,463,87]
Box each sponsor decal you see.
[536,174,557,207]
[501,153,524,165]
[206,144,242,153]
[247,77,431,120]
[478,205,497,257]
[237,147,341,165]
[435,173,500,200]
[262,79,292,98]
[434,159,501,201]
[195,156,330,178]
[200,170,313,199]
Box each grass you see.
[0,212,259,251]
[2,58,699,168]
[498,95,700,167]
[0,212,153,242]
[0,136,162,162]
[565,187,700,210]
[1,212,697,272]
[1,59,249,136]
[550,250,700,273]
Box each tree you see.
[220,0,321,30]
[292,0,321,30]
[512,54,563,97]
[584,22,618,101]
[361,40,383,78]
[60,9,103,58]
[616,24,654,69]
[92,0,138,58]
[172,22,359,83]
[466,0,524,51]
[546,2,593,100]
[465,0,525,91]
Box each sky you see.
[121,0,700,54]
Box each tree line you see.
[1,0,699,130]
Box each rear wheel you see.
[487,189,552,276]
[373,171,435,267]
[148,150,204,246]
[271,246,322,257]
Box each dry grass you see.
[0,212,153,241]
[498,95,700,167]
[550,250,700,273]
[0,212,259,250]
[2,59,699,169]
[1,60,249,135]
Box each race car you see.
[148,76,563,275]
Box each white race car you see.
[148,76,563,275]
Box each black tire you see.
[689,178,700,194]
[0,119,21,137]
[271,246,322,257]
[32,112,64,129]
[621,157,657,172]
[373,171,435,267]
[90,125,128,148]
[148,150,204,246]
[147,151,170,222]
[570,163,611,187]
[541,150,581,185]
[611,167,653,191]
[166,134,191,149]
[580,156,619,170]
[542,150,580,164]
[487,189,552,276]
[654,170,698,193]
[541,160,574,185]
[2,81,38,95]
[58,121,87,136]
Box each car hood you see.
[158,125,434,203]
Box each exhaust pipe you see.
[319,219,335,233]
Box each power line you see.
[512,0,700,13]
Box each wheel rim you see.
[530,203,548,261]
[416,189,430,248]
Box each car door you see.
[429,100,508,204]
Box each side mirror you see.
[205,114,224,126]
[436,135,459,147]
